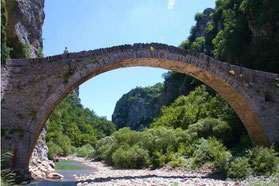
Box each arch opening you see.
[30,56,268,164]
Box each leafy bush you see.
[38,47,44,57]
[151,86,211,129]
[247,146,279,175]
[169,156,186,168]
[47,142,63,160]
[187,118,231,145]
[191,37,205,52]
[141,127,178,154]
[226,157,251,179]
[23,42,31,58]
[47,132,74,156]
[150,151,164,168]
[112,145,149,169]
[76,144,95,158]
[193,137,231,169]
[195,13,203,21]
[113,128,142,147]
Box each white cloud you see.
[167,0,175,10]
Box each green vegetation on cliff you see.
[112,83,164,130]
[181,0,279,73]
[1,0,10,62]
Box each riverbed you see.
[28,160,94,186]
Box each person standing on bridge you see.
[64,46,69,54]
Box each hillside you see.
[46,88,116,159]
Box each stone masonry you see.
[1,43,279,180]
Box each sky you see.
[43,0,215,120]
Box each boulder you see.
[48,172,64,179]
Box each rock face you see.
[29,124,56,180]
[6,0,45,58]
[194,8,214,38]
[112,83,163,130]
[159,73,203,106]
[112,74,204,129]
[31,125,48,161]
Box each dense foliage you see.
[181,0,279,73]
[92,127,278,179]
[90,86,278,179]
[46,92,115,159]
[151,85,247,148]
[92,86,243,166]
[1,0,10,62]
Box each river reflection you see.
[27,160,94,186]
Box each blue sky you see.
[43,0,215,120]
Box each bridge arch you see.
[1,43,279,178]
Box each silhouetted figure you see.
[64,46,68,54]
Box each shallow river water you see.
[27,160,94,186]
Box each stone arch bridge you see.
[1,43,279,178]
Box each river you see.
[27,160,94,186]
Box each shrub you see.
[38,47,44,57]
[113,127,142,147]
[112,145,149,169]
[93,136,115,161]
[169,156,186,168]
[226,157,251,179]
[195,13,203,21]
[193,137,231,169]
[47,142,63,159]
[247,146,279,175]
[177,143,195,157]
[150,151,164,168]
[187,118,232,145]
[141,127,178,154]
[58,135,74,156]
[76,144,95,158]
[23,42,31,58]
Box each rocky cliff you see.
[5,0,45,58]
[194,8,214,38]
[112,73,208,129]
[112,83,163,130]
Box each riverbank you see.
[65,156,279,186]
[63,156,235,186]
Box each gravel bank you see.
[61,156,241,186]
